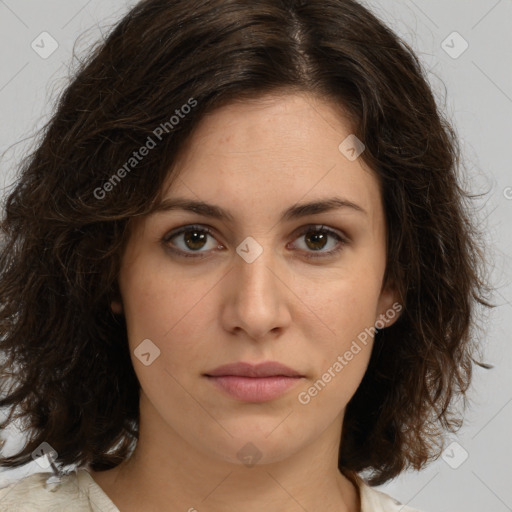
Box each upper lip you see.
[204,361,303,378]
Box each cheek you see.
[296,284,376,414]
[302,268,382,339]
[120,265,218,370]
[296,270,381,387]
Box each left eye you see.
[163,224,347,259]
[291,225,347,257]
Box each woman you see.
[0,0,493,510]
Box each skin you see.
[90,92,400,512]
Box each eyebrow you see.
[152,196,367,223]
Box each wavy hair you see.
[0,0,493,486]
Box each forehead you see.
[156,92,382,225]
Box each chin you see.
[214,441,298,467]
[196,425,305,467]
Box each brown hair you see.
[0,0,494,486]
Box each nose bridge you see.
[228,237,288,336]
[235,239,278,303]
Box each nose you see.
[221,243,292,341]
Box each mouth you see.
[204,361,305,402]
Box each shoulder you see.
[0,469,117,512]
[0,470,87,512]
[359,480,424,512]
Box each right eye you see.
[163,224,224,258]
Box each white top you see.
[0,468,423,511]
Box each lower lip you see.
[205,375,303,402]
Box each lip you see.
[205,361,303,378]
[204,362,305,402]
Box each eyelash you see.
[162,224,348,260]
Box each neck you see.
[89,398,361,512]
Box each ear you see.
[111,299,123,315]
[375,282,403,329]
[110,279,124,315]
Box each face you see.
[113,92,400,467]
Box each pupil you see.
[186,231,206,250]
[307,231,326,250]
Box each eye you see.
[163,224,348,260]
[163,224,222,258]
[289,225,348,259]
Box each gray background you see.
[0,1,511,511]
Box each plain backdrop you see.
[0,1,511,511]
